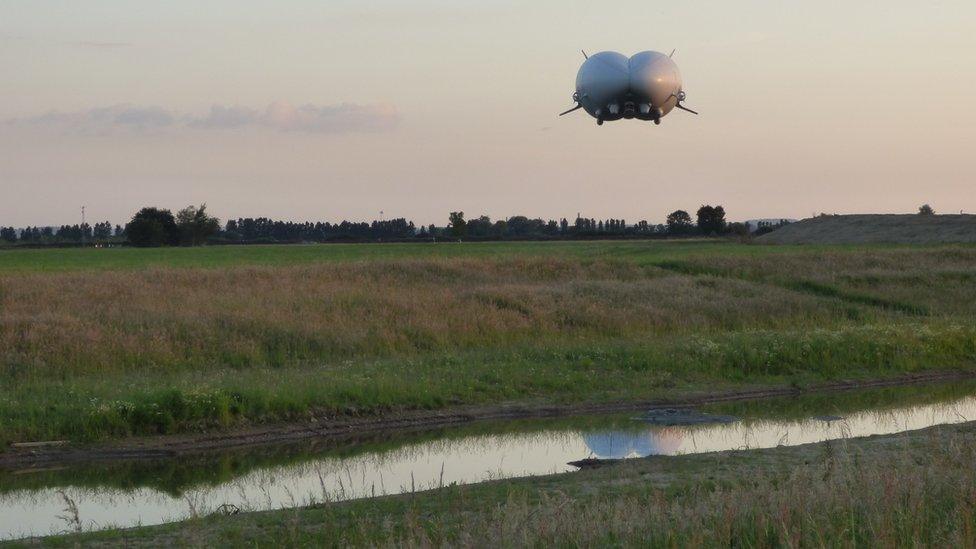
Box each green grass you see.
[26,421,976,547]
[1,240,975,445]
[6,324,975,444]
[5,379,975,499]
[0,239,920,273]
[0,240,719,272]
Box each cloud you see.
[7,105,176,133]
[106,106,175,129]
[188,105,260,129]
[71,41,133,49]
[190,102,399,133]
[6,102,399,135]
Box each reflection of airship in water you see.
[583,428,684,459]
[560,50,698,126]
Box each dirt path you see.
[2,369,973,470]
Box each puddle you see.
[2,381,975,540]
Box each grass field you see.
[28,420,976,547]
[759,214,976,244]
[0,239,817,272]
[1,240,975,445]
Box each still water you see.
[2,382,975,540]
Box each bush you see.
[125,207,180,247]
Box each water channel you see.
[2,380,975,540]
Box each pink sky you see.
[1,0,974,227]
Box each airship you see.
[560,50,697,125]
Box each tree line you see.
[3,222,124,245]
[1,203,761,247]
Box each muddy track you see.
[2,369,974,470]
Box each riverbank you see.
[19,412,976,547]
[3,369,974,470]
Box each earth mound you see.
[758,214,976,244]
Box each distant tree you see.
[93,221,113,241]
[466,215,493,237]
[696,205,727,235]
[506,216,544,237]
[176,204,221,246]
[55,225,70,241]
[726,222,750,237]
[918,204,935,215]
[125,207,179,247]
[55,224,89,242]
[0,227,16,243]
[754,219,792,236]
[492,219,508,237]
[559,218,569,233]
[113,224,125,238]
[222,219,241,241]
[448,211,467,238]
[666,210,694,235]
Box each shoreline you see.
[2,368,973,471]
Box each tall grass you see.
[670,246,976,316]
[1,244,975,443]
[405,439,976,547]
[0,258,877,381]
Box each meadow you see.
[1,240,975,445]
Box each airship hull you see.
[569,50,691,125]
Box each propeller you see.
[559,91,583,117]
[669,90,698,115]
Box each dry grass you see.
[1,244,974,443]
[670,246,976,316]
[1,257,864,380]
[403,439,976,547]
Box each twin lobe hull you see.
[573,50,684,125]
[575,51,630,121]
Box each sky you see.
[1,0,975,227]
